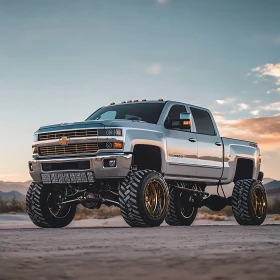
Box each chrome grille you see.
[39,129,98,141]
[39,143,99,156]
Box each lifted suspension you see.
[169,184,209,197]
[61,196,120,207]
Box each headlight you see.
[32,146,38,155]
[98,129,122,136]
[33,134,39,142]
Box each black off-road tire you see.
[165,188,197,226]
[232,179,267,226]
[26,182,76,228]
[119,170,169,227]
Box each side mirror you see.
[166,112,191,130]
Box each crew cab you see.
[26,100,267,228]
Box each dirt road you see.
[1,225,280,280]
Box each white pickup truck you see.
[27,99,267,228]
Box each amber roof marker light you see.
[158,98,163,101]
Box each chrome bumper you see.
[29,153,132,183]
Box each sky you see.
[0,0,280,182]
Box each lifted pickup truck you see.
[27,99,267,228]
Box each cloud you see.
[216,98,235,105]
[157,0,167,4]
[218,115,280,151]
[252,63,280,88]
[259,102,280,112]
[238,103,249,110]
[146,63,163,75]
[253,100,260,103]
[145,63,179,75]
[250,110,259,116]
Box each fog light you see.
[104,159,116,168]
[106,142,113,149]
[29,162,33,172]
[113,142,123,149]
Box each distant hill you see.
[264,180,280,197]
[0,191,25,201]
[263,178,275,185]
[0,181,31,195]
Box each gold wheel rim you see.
[252,185,267,219]
[144,179,166,219]
[180,192,195,219]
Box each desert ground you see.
[0,215,280,280]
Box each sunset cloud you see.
[218,115,280,151]
[252,63,280,88]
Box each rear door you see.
[164,104,198,178]
[189,107,223,180]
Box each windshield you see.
[86,102,165,124]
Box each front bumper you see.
[29,153,132,183]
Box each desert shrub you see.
[200,212,228,221]
[0,196,121,219]
[0,196,26,214]
[74,205,121,220]
[199,206,233,217]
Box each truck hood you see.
[36,119,159,134]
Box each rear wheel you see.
[232,179,267,225]
[26,182,76,228]
[165,188,197,226]
[119,170,169,227]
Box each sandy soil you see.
[1,215,280,280]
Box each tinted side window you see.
[190,108,216,135]
[166,105,186,120]
[165,105,189,131]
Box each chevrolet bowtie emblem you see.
[59,137,69,146]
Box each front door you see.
[190,107,223,180]
[165,104,198,178]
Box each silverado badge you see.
[59,137,69,146]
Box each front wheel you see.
[119,170,169,227]
[232,179,267,226]
[26,182,76,228]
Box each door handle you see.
[189,138,197,143]
[215,142,222,146]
